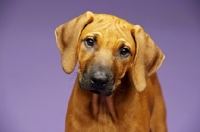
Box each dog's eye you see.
[84,38,95,48]
[120,47,130,57]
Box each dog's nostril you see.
[90,71,108,88]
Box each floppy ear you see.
[131,25,165,92]
[55,11,94,74]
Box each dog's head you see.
[55,11,165,96]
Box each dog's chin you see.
[90,90,112,96]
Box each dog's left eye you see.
[84,38,95,48]
[120,47,130,57]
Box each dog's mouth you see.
[90,90,100,94]
[90,90,112,96]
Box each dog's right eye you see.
[84,38,95,48]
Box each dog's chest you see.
[91,94,114,120]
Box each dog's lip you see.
[90,90,100,94]
[90,90,112,96]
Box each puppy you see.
[55,11,167,132]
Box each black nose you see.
[90,71,108,88]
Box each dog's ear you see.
[131,25,165,92]
[55,11,94,74]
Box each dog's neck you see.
[90,93,118,123]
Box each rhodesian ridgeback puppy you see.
[55,11,167,132]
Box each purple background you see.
[0,0,200,132]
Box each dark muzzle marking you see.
[80,64,114,96]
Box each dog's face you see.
[55,11,165,95]
[77,16,136,96]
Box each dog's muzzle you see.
[79,65,114,96]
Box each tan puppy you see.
[55,11,167,132]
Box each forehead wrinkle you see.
[88,19,112,32]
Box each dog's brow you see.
[117,38,132,48]
[117,38,127,43]
[86,32,102,38]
